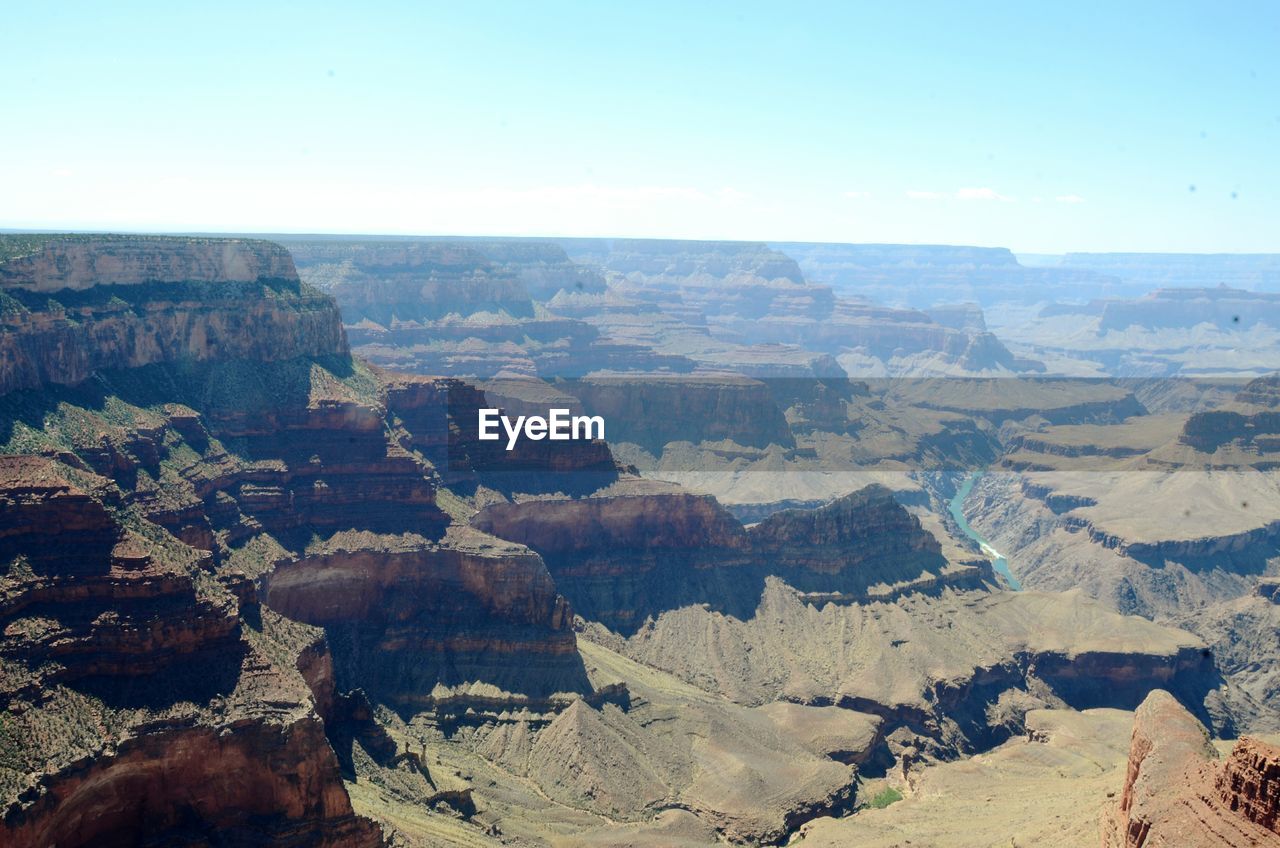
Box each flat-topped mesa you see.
[772,241,1123,308]
[1179,374,1280,453]
[1097,286,1280,331]
[0,234,299,292]
[1235,373,1280,408]
[1062,253,1280,293]
[0,235,347,397]
[1105,690,1280,847]
[563,238,808,285]
[446,238,610,299]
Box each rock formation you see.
[771,241,1127,307]
[4,233,1263,847]
[1104,690,1280,847]
[283,238,685,379]
[0,235,344,396]
[556,238,1041,376]
[0,234,603,846]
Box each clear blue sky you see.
[3,1,1278,252]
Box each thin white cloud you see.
[718,186,750,203]
[956,187,1013,202]
[1055,194,1086,203]
[51,168,74,178]
[906,187,1014,202]
[843,190,872,199]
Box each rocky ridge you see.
[1104,690,1280,847]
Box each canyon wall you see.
[1105,690,1280,847]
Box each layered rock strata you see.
[1105,690,1280,847]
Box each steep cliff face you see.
[1105,690,1280,847]
[1179,373,1280,455]
[381,370,619,497]
[474,483,989,638]
[1216,739,1280,835]
[0,457,382,848]
[472,486,751,630]
[285,240,536,321]
[266,528,589,711]
[0,235,345,397]
[749,484,942,574]
[0,235,617,846]
[0,234,298,291]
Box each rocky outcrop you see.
[1179,375,1280,455]
[1216,738,1280,835]
[1105,689,1280,847]
[473,486,751,630]
[0,234,628,846]
[265,528,590,713]
[0,456,239,698]
[925,302,988,332]
[0,458,382,848]
[474,483,988,633]
[3,700,382,848]
[750,484,941,572]
[0,235,345,396]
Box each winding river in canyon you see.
[949,472,1022,590]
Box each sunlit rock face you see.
[1104,690,1280,847]
[0,234,603,847]
[0,235,346,396]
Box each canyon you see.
[2,233,1277,847]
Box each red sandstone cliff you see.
[0,456,382,848]
[1104,689,1280,847]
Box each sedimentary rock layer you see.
[1105,690,1280,847]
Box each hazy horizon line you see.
[4,226,1279,259]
